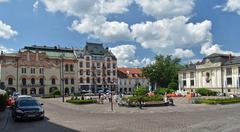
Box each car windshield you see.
[18,99,39,107]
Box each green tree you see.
[142,55,182,88]
[168,82,178,90]
[134,86,148,97]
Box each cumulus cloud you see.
[0,20,18,39]
[41,0,133,17]
[135,0,194,19]
[173,49,195,58]
[33,1,39,11]
[0,0,8,2]
[0,45,15,53]
[110,44,153,67]
[201,42,240,56]
[222,0,240,15]
[71,16,132,41]
[131,16,212,56]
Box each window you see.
[31,78,35,84]
[97,70,101,76]
[80,70,83,75]
[40,78,44,86]
[107,70,111,76]
[97,78,101,83]
[65,64,69,71]
[190,72,194,78]
[107,63,111,68]
[129,80,131,85]
[22,78,26,86]
[86,56,90,61]
[22,68,26,74]
[39,68,44,74]
[71,79,74,85]
[86,62,90,68]
[227,77,232,85]
[86,70,90,75]
[31,68,35,74]
[70,64,74,71]
[113,63,116,69]
[238,67,240,75]
[129,88,132,92]
[79,62,83,68]
[65,79,68,85]
[80,78,83,83]
[52,78,56,85]
[226,68,232,76]
[190,80,194,86]
[183,80,187,86]
[86,77,90,83]
[8,78,13,85]
[97,63,100,68]
[113,70,116,76]
[183,73,186,79]
[108,77,111,83]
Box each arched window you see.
[71,87,75,94]
[39,87,44,95]
[71,78,74,84]
[31,78,35,85]
[22,78,26,86]
[70,64,74,71]
[65,79,68,84]
[52,78,56,85]
[80,78,83,83]
[97,77,101,83]
[40,78,44,86]
[107,77,111,83]
[65,64,69,71]
[86,77,90,83]
[8,78,13,85]
[30,88,36,95]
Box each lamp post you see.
[110,80,115,111]
[60,54,65,102]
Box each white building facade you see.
[178,53,240,94]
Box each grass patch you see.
[66,99,97,105]
[196,98,240,105]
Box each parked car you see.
[12,92,21,100]
[11,97,44,121]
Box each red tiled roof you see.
[117,68,144,78]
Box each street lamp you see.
[60,53,65,102]
[110,80,116,111]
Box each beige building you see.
[117,68,149,94]
[74,43,118,93]
[0,45,78,95]
[178,53,240,95]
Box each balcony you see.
[20,84,43,87]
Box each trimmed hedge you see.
[196,88,217,96]
[52,90,61,96]
[0,94,8,111]
[66,99,97,105]
[195,98,240,105]
[123,95,163,103]
[155,88,175,95]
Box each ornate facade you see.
[178,53,240,94]
[74,43,118,93]
[0,45,78,95]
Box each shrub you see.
[196,88,217,96]
[134,86,149,97]
[196,98,240,105]
[168,82,178,90]
[66,99,97,105]
[52,90,61,96]
[0,94,8,111]
[123,95,163,103]
[155,88,175,95]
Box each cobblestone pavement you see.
[2,97,240,132]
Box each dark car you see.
[11,98,44,121]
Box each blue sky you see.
[0,0,240,67]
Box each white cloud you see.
[201,42,240,56]
[222,0,240,15]
[0,45,15,53]
[70,16,132,41]
[33,1,39,11]
[0,20,18,39]
[135,0,194,19]
[173,48,195,58]
[0,0,8,3]
[131,16,212,56]
[110,44,153,67]
[41,0,133,17]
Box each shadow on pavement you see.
[2,111,79,132]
